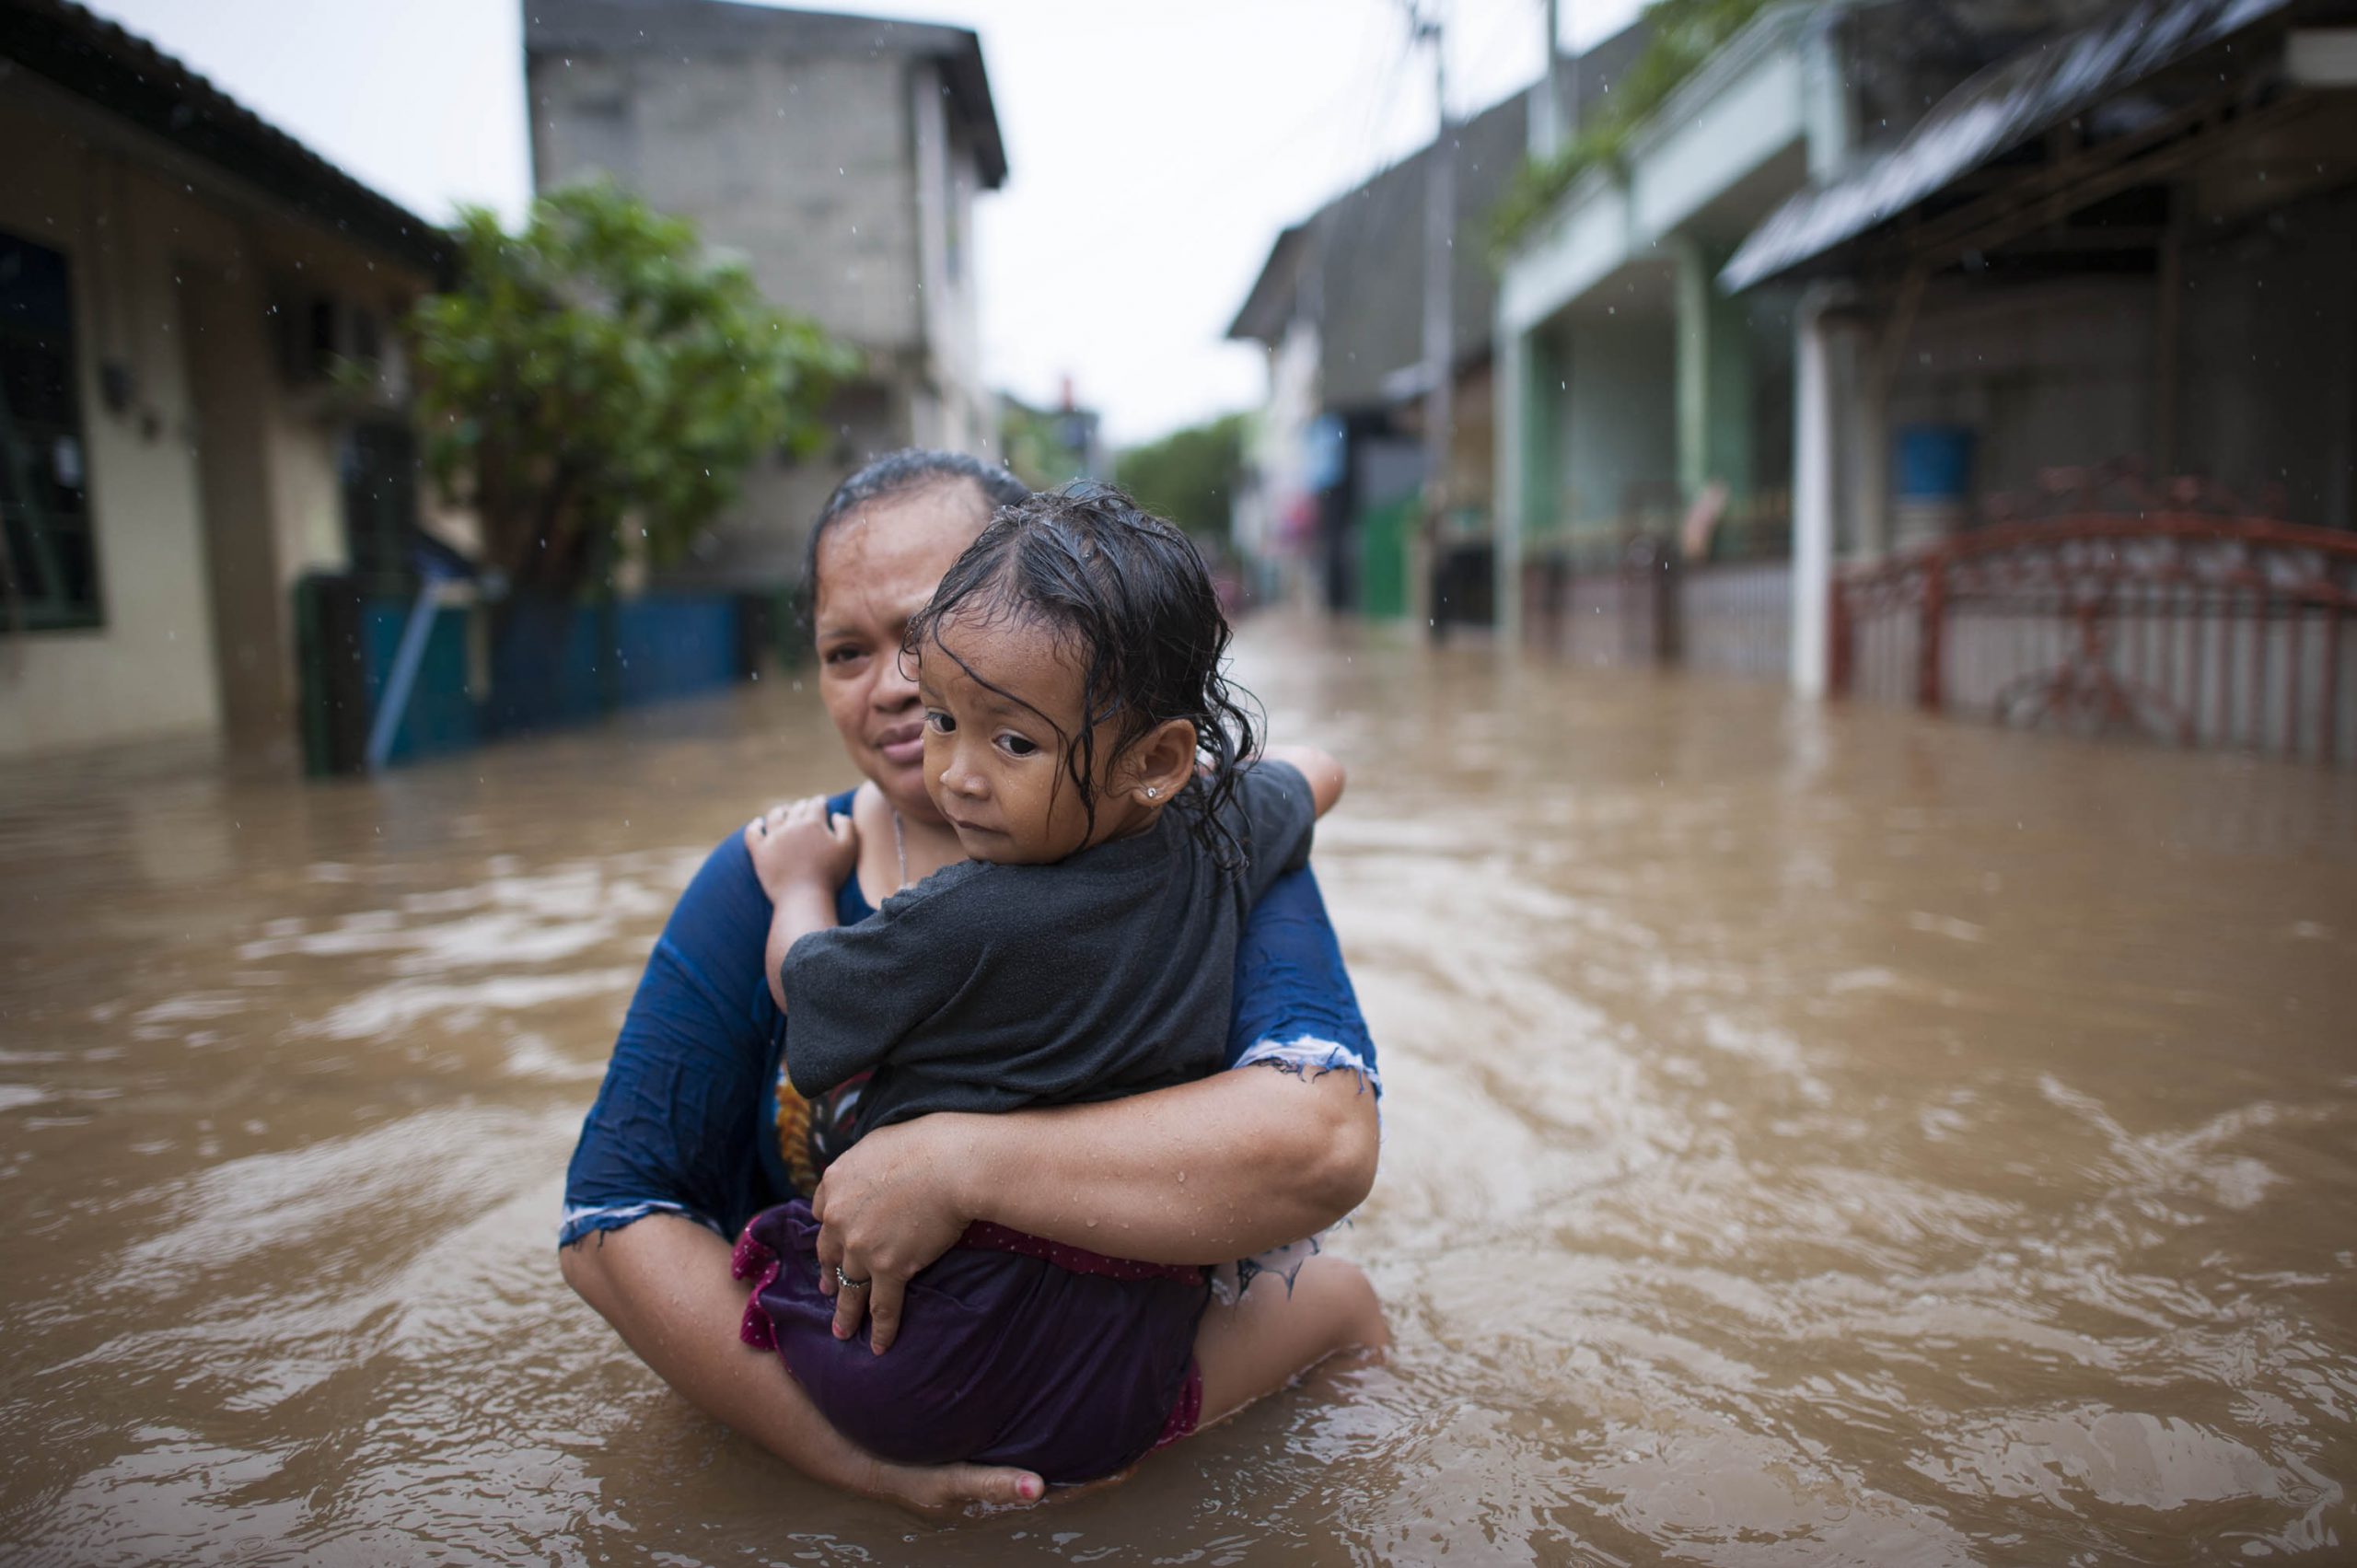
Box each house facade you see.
[1729,0,2357,758]
[1229,28,1654,624]
[525,0,1007,585]
[1490,0,2355,762]
[0,0,453,762]
[1490,2,2053,669]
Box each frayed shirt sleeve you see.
[1225,865,1380,1095]
[1218,863,1381,1293]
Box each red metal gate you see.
[1831,500,2357,765]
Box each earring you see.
[1144,786,1159,800]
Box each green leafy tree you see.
[1115,412,1248,546]
[999,398,1095,492]
[407,182,857,595]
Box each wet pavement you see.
[3,615,2354,1564]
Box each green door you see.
[1359,493,1414,619]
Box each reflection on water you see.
[3,618,2353,1564]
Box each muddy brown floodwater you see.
[3,616,2355,1565]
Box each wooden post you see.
[1828,573,1852,697]
[1918,558,1946,713]
[2154,192,2186,480]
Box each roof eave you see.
[1720,0,2304,293]
[1225,225,1309,345]
[0,0,455,279]
[937,31,1008,190]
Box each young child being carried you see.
[732,484,1384,1487]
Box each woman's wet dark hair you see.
[801,449,1028,626]
[905,482,1261,871]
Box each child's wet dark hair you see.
[905,483,1262,869]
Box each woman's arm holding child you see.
[749,796,860,1014]
[813,855,1381,1353]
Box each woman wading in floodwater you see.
[558,450,1382,1511]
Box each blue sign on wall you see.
[1306,414,1348,493]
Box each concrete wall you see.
[1888,280,2156,505]
[909,60,991,459]
[2181,183,2357,530]
[1884,186,2356,534]
[0,92,435,761]
[530,45,999,581]
[532,51,924,351]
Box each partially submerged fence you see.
[1521,536,1794,679]
[296,577,796,775]
[1831,513,2357,765]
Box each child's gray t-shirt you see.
[780,761,1317,1139]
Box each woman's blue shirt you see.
[560,790,1379,1249]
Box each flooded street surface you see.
[4,616,2355,1565]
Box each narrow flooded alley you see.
[4,619,2353,1565]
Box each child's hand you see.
[1262,743,1345,817]
[745,796,859,898]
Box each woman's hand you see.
[746,796,859,900]
[808,1114,981,1353]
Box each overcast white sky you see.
[87,0,1644,446]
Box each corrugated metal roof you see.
[1721,0,2295,291]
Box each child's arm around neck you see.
[1260,744,1345,818]
[746,796,862,1014]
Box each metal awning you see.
[1721,0,2297,292]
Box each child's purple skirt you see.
[734,1201,1209,1484]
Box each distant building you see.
[1000,380,1106,492]
[525,0,1009,585]
[1490,0,2356,762]
[1492,0,2126,676]
[0,0,453,761]
[1227,26,1648,623]
[1724,0,2357,720]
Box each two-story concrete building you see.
[524,0,1008,585]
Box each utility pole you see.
[1504,0,1570,651]
[1530,0,1565,157]
[1412,3,1452,635]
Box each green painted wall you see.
[1559,311,1678,540]
[1359,492,1415,619]
[1675,237,1756,503]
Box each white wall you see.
[0,93,437,761]
[1,120,222,756]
